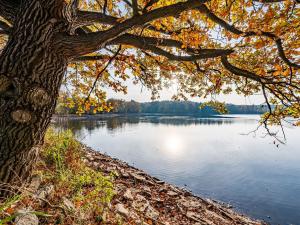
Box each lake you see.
[53,114,300,225]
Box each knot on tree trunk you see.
[26,87,51,107]
[0,75,12,93]
[0,75,19,98]
[11,110,33,123]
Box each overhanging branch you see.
[198,4,300,69]
[110,34,233,61]
[76,10,118,26]
[221,56,299,106]
[110,33,215,55]
[57,0,208,57]
[221,55,264,83]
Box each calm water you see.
[53,115,300,225]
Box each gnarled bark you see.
[0,0,69,196]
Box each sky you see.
[105,80,266,104]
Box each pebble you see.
[167,191,178,196]
[186,211,202,222]
[62,197,76,211]
[123,189,134,200]
[145,205,159,220]
[15,210,38,225]
[131,172,146,182]
[115,204,129,218]
[133,194,149,212]
[36,184,54,200]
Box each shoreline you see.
[81,144,266,225]
[52,113,261,121]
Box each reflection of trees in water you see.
[140,116,234,126]
[106,116,140,131]
[53,118,106,137]
[52,115,246,135]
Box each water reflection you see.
[53,115,244,136]
[163,134,184,157]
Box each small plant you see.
[71,167,115,216]
[36,128,115,224]
[0,195,21,225]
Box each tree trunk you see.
[0,0,70,196]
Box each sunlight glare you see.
[163,134,183,156]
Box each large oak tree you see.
[0,0,299,195]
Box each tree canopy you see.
[1,0,299,128]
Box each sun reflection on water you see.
[163,134,184,156]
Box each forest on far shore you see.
[56,99,269,116]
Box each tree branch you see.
[57,0,208,57]
[73,55,106,61]
[220,55,264,83]
[76,10,118,26]
[85,46,122,102]
[143,0,159,12]
[221,55,299,108]
[110,34,233,61]
[198,4,300,69]
[72,0,80,9]
[197,5,244,35]
[0,20,11,34]
[132,0,139,15]
[75,10,179,35]
[103,0,108,14]
[73,2,299,69]
[110,33,213,54]
[274,38,300,69]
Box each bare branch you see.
[73,33,233,62]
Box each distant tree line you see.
[106,99,267,115]
[56,99,268,116]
